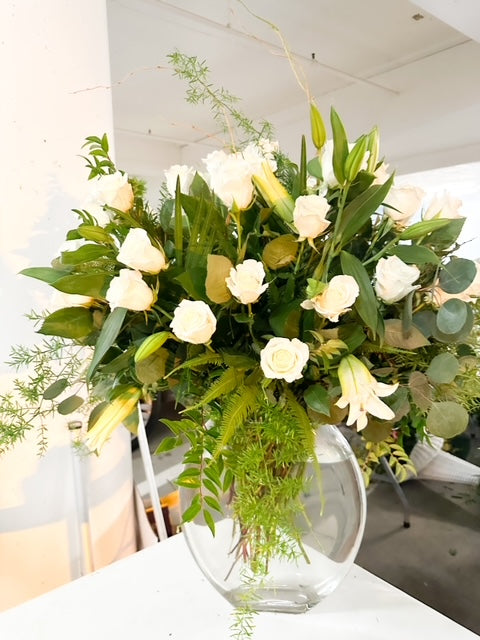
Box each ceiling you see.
[106,0,480,180]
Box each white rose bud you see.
[383,186,425,226]
[374,255,420,304]
[373,162,391,185]
[423,191,463,220]
[225,259,268,304]
[260,337,310,383]
[293,194,331,240]
[164,164,196,197]
[105,269,154,311]
[301,275,359,322]
[49,291,93,311]
[117,228,167,274]
[203,150,254,209]
[170,299,217,344]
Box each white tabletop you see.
[0,533,477,640]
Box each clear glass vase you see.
[181,424,367,613]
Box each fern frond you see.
[188,367,244,410]
[215,385,260,456]
[283,388,315,455]
[166,353,223,378]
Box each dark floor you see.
[133,405,480,636]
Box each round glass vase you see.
[181,423,367,614]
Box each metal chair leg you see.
[379,456,411,528]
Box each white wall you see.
[0,0,137,610]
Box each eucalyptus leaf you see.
[307,156,323,179]
[438,258,476,294]
[433,303,474,343]
[436,299,468,335]
[426,353,460,384]
[426,401,469,439]
[269,300,301,338]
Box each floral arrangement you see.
[1,52,479,637]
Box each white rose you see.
[423,191,463,220]
[203,150,254,209]
[431,261,480,305]
[170,299,217,344]
[105,269,154,311]
[242,141,278,174]
[225,259,268,305]
[373,162,391,185]
[374,255,420,304]
[117,228,167,274]
[260,337,309,383]
[85,171,134,226]
[383,186,425,226]
[293,195,331,240]
[164,164,196,197]
[301,275,359,322]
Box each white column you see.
[0,0,138,611]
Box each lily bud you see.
[310,102,327,151]
[252,162,294,223]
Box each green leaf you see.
[304,384,330,415]
[42,379,69,400]
[383,319,430,349]
[20,266,71,284]
[436,299,468,335]
[438,258,477,294]
[135,348,168,384]
[330,107,348,184]
[57,395,84,415]
[77,225,114,244]
[390,245,439,265]
[426,401,469,439]
[426,353,460,384]
[51,273,111,298]
[340,251,380,336]
[154,436,183,454]
[202,478,219,496]
[399,219,450,240]
[204,496,222,513]
[87,307,127,381]
[38,307,94,339]
[61,244,114,265]
[269,300,301,338]
[181,495,201,521]
[338,174,394,245]
[203,509,216,535]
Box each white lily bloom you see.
[335,355,398,431]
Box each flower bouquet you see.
[2,53,479,638]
